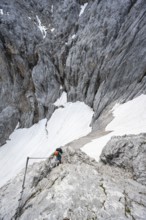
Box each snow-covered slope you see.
[1,93,146,188]
[82,94,146,161]
[0,94,93,188]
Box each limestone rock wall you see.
[0,0,146,145]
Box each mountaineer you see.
[53,147,63,165]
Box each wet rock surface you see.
[0,0,146,144]
[0,146,146,220]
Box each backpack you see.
[56,147,63,154]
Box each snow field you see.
[82,94,146,161]
[79,3,88,17]
[0,94,93,187]
[1,93,146,187]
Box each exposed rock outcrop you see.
[0,0,146,145]
[0,106,19,146]
[0,147,146,220]
[100,133,146,186]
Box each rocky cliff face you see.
[0,145,146,220]
[0,1,146,219]
[0,0,146,145]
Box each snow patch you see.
[51,28,55,32]
[71,34,76,39]
[82,134,112,162]
[36,15,47,39]
[15,122,20,129]
[82,94,146,161]
[0,101,93,187]
[0,9,10,16]
[0,9,3,15]
[54,92,67,107]
[106,94,146,134]
[79,3,88,17]
[51,5,54,13]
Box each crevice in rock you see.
[102,200,106,210]
[137,71,146,83]
[127,0,137,15]
[14,173,60,219]
[133,200,146,208]
[99,183,107,196]
[14,189,41,220]
[123,190,136,220]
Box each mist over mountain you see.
[0,0,146,219]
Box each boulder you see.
[100,133,146,185]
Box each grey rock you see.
[0,0,61,145]
[32,49,60,107]
[0,147,146,220]
[0,1,146,218]
[0,0,146,144]
[63,0,146,129]
[100,133,146,185]
[0,106,19,146]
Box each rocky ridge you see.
[0,135,146,220]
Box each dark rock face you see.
[0,0,146,144]
[100,133,146,186]
[0,0,61,144]
[0,106,19,146]
[65,0,146,129]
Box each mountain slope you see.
[0,1,146,219]
[0,0,146,145]
[0,146,146,220]
[0,95,93,188]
